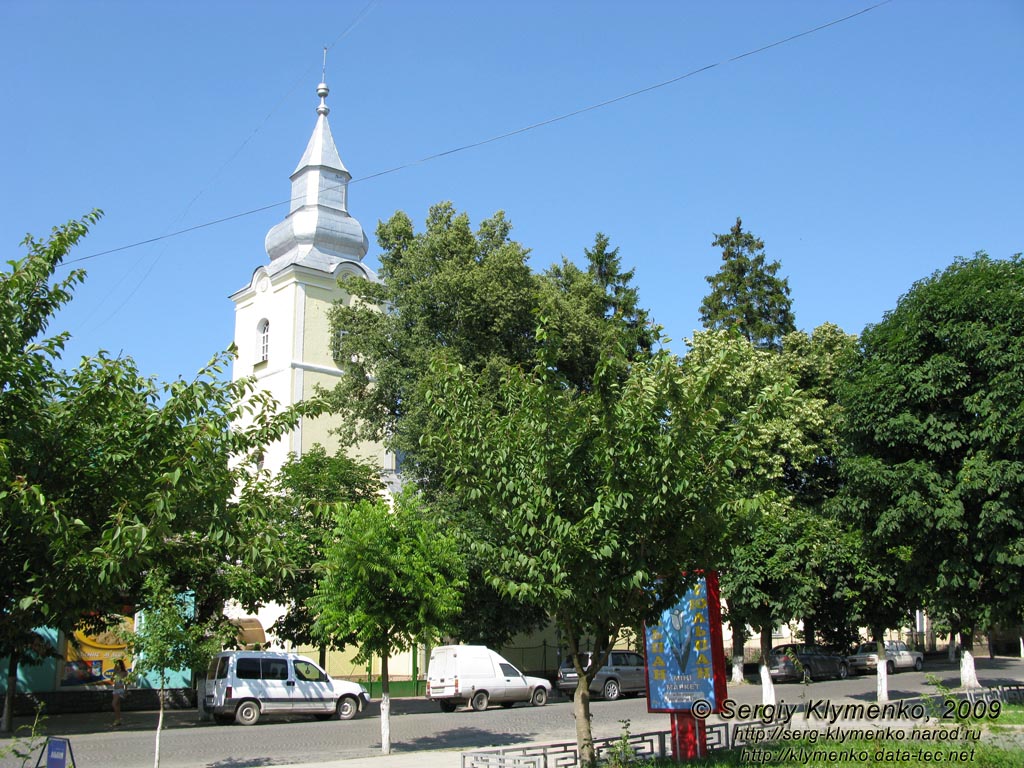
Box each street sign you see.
[34,737,76,768]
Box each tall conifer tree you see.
[699,217,795,350]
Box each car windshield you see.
[855,644,876,654]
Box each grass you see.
[988,702,1024,727]
[598,702,1024,767]
[627,736,1024,767]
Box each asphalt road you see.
[3,656,1022,768]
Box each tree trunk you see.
[1,653,18,734]
[802,616,816,646]
[380,653,391,755]
[319,646,327,669]
[959,630,980,689]
[875,634,889,703]
[573,674,596,767]
[731,623,748,685]
[154,687,165,768]
[948,622,959,663]
[759,627,775,706]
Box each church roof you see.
[293,100,348,177]
[263,81,368,275]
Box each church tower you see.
[230,80,387,475]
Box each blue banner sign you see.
[645,572,727,713]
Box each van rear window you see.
[207,657,229,680]
[236,658,260,679]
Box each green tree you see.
[699,217,795,350]
[328,205,654,645]
[840,253,1024,689]
[542,232,657,389]
[327,203,541,469]
[424,328,812,767]
[0,214,313,731]
[269,445,383,663]
[311,490,465,755]
[692,331,824,703]
[120,570,227,768]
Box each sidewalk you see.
[283,749,466,768]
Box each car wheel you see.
[531,687,548,707]
[234,700,261,726]
[336,695,359,720]
[602,679,621,701]
[837,663,849,680]
[438,700,457,713]
[470,691,489,711]
[914,657,923,672]
[886,660,895,675]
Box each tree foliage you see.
[327,204,654,644]
[268,445,383,650]
[327,203,541,470]
[699,217,795,350]
[424,328,813,766]
[311,489,465,754]
[0,213,314,730]
[697,330,824,696]
[840,253,1024,685]
[121,570,227,768]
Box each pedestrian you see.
[111,659,128,726]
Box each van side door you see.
[258,656,294,713]
[292,659,335,713]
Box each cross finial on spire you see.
[317,47,330,116]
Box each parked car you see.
[426,645,551,712]
[556,650,647,701]
[848,640,924,675]
[205,651,370,725]
[769,644,849,682]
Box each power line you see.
[65,0,892,267]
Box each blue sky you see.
[2,1,1021,385]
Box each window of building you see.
[257,319,270,364]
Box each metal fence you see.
[462,731,669,768]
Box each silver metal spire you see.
[317,47,330,116]
[263,74,368,271]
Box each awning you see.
[230,617,267,648]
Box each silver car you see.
[556,651,646,701]
[848,640,924,675]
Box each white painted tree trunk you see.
[154,692,164,768]
[876,660,889,703]
[960,649,981,689]
[876,640,889,703]
[759,663,775,706]
[380,692,391,754]
[1019,635,1023,659]
[731,655,746,685]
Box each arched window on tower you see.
[257,319,270,364]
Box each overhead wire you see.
[64,0,893,267]
[73,0,382,329]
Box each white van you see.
[426,645,551,712]
[205,651,370,725]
